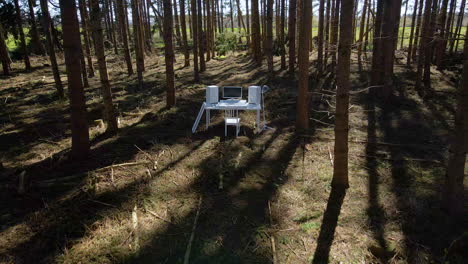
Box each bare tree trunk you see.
[230,0,235,32]
[40,0,64,98]
[358,0,368,70]
[252,0,262,64]
[407,0,420,66]
[288,0,297,73]
[0,24,11,76]
[296,0,311,131]
[266,0,273,75]
[333,0,354,188]
[324,0,331,68]
[59,0,90,159]
[132,0,145,88]
[450,0,466,54]
[443,0,457,55]
[27,0,46,55]
[198,0,206,71]
[13,0,31,70]
[163,0,176,107]
[191,0,200,81]
[444,22,468,214]
[415,0,433,94]
[246,0,251,46]
[371,0,384,86]
[412,0,425,61]
[330,0,340,72]
[180,0,190,66]
[280,0,286,69]
[78,0,96,77]
[116,0,134,75]
[317,0,325,73]
[174,0,182,46]
[400,0,408,50]
[90,0,119,134]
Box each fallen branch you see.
[184,196,203,264]
[95,161,151,172]
[327,145,334,167]
[147,209,172,224]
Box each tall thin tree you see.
[296,0,312,131]
[90,0,119,134]
[59,0,90,159]
[333,0,354,188]
[163,0,176,107]
[39,0,64,98]
[13,0,31,70]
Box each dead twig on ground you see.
[147,209,172,224]
[268,201,278,264]
[183,196,203,264]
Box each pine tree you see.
[39,0,64,98]
[90,0,119,134]
[59,0,90,159]
[13,0,31,70]
[288,0,297,73]
[333,0,354,188]
[296,0,312,131]
[444,22,468,214]
[0,24,11,76]
[163,0,176,107]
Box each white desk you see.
[192,100,261,133]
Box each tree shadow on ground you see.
[360,71,467,262]
[129,129,302,263]
[312,186,347,264]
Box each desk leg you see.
[206,109,210,130]
[256,109,261,133]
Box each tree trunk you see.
[246,0,251,46]
[90,0,119,134]
[191,0,200,81]
[59,0,90,160]
[78,0,96,77]
[280,0,286,69]
[132,0,145,88]
[450,0,466,55]
[444,22,468,214]
[296,0,311,131]
[174,0,182,46]
[400,0,408,50]
[317,0,325,73]
[266,0,273,75]
[324,0,331,68]
[370,0,384,86]
[39,0,64,98]
[163,0,176,107]
[333,0,354,188]
[407,0,420,66]
[330,0,340,72]
[412,0,425,61]
[13,0,31,70]
[357,0,368,70]
[230,0,234,32]
[252,0,262,64]
[0,24,11,76]
[116,0,134,75]
[415,0,433,94]
[288,0,297,73]
[180,0,190,66]
[197,0,206,71]
[27,0,46,55]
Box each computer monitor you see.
[222,86,243,99]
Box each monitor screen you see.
[223,86,242,99]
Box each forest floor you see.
[0,50,467,264]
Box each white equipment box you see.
[248,86,261,105]
[206,85,219,104]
